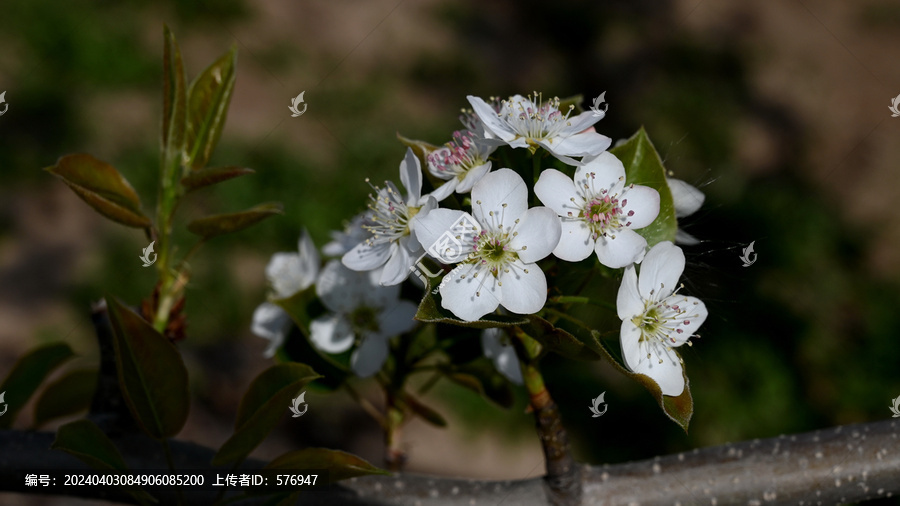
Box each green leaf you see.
[589,330,693,432]
[609,127,677,246]
[52,419,158,505]
[33,368,97,428]
[442,358,515,408]
[264,448,389,485]
[522,314,601,361]
[106,297,190,439]
[45,154,152,228]
[415,278,529,329]
[397,391,447,427]
[52,419,128,470]
[187,202,284,239]
[180,166,255,192]
[0,342,74,429]
[213,363,321,466]
[161,25,187,183]
[184,46,237,170]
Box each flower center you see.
[630,287,700,364]
[427,131,487,180]
[362,181,412,245]
[469,230,517,276]
[499,93,575,143]
[350,306,380,335]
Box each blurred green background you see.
[1,0,899,499]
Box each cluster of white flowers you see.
[253,93,709,396]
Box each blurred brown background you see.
[1,0,899,504]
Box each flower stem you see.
[384,390,406,472]
[510,327,581,505]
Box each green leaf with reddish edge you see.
[52,419,158,505]
[264,448,389,485]
[185,46,237,171]
[106,296,190,439]
[212,363,321,466]
[441,357,515,408]
[397,391,447,427]
[522,314,601,362]
[0,342,73,429]
[45,154,151,228]
[187,202,284,239]
[33,368,97,428]
[161,26,187,211]
[181,166,254,192]
[590,330,692,432]
[608,127,677,247]
[415,277,528,329]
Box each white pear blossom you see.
[311,260,418,378]
[616,241,707,396]
[342,148,437,286]
[414,169,561,322]
[535,152,660,268]
[467,93,611,166]
[481,327,523,384]
[252,230,320,357]
[426,130,496,201]
[667,178,705,245]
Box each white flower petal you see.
[380,241,413,286]
[467,95,516,142]
[534,168,580,217]
[455,161,492,194]
[413,209,476,264]
[440,263,500,322]
[668,178,705,218]
[471,168,528,230]
[400,147,423,204]
[376,300,418,337]
[509,207,561,264]
[342,240,391,272]
[539,131,611,158]
[663,295,707,346]
[251,302,292,357]
[317,260,371,313]
[297,229,321,281]
[552,219,594,262]
[616,265,644,320]
[620,185,660,230]
[675,229,701,246]
[558,111,604,136]
[594,228,648,268]
[481,328,523,385]
[498,259,548,315]
[310,313,354,354]
[265,252,303,298]
[620,321,686,396]
[577,152,626,192]
[429,179,458,202]
[637,241,684,301]
[351,335,389,378]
